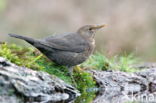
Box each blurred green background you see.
[0,0,156,61]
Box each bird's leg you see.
[67,66,77,87]
[68,66,74,75]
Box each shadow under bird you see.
[9,24,106,73]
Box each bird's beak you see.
[91,24,107,30]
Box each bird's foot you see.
[67,66,77,88]
[74,65,82,72]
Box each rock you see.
[89,68,156,103]
[0,57,80,103]
[136,68,156,93]
[131,62,156,69]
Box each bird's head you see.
[77,24,106,39]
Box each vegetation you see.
[0,43,139,102]
[81,52,139,72]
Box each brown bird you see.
[9,24,106,73]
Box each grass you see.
[81,52,139,72]
[0,43,140,102]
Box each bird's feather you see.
[39,33,88,53]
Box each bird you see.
[8,24,106,73]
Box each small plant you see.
[81,52,110,71]
[0,43,21,65]
[111,54,139,72]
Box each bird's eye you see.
[89,28,92,31]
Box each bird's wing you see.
[39,33,88,53]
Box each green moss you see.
[74,70,96,92]
[0,43,42,69]
[74,69,96,103]
[36,58,72,83]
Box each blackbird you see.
[8,24,106,73]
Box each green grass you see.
[0,43,140,103]
[81,52,139,72]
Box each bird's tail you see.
[8,34,36,45]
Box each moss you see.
[36,58,72,83]
[73,68,96,103]
[0,43,42,69]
